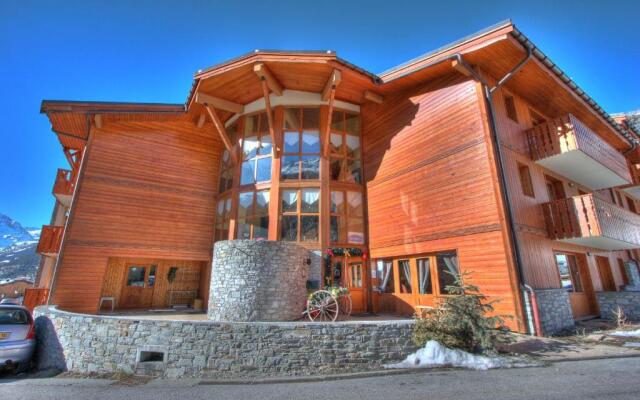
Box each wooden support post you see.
[363,90,384,104]
[260,79,280,158]
[253,63,283,96]
[322,69,342,101]
[203,104,239,165]
[451,59,472,76]
[196,112,206,128]
[323,88,336,158]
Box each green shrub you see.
[412,272,507,353]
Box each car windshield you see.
[0,308,30,325]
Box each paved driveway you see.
[1,357,639,400]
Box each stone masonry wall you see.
[34,306,416,378]
[208,240,309,322]
[534,289,574,335]
[597,291,640,321]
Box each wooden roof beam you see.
[195,92,244,114]
[321,69,342,101]
[260,79,280,158]
[196,112,206,128]
[203,104,238,165]
[253,63,283,96]
[363,90,384,104]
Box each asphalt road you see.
[1,357,639,400]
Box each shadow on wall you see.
[34,315,67,372]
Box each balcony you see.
[36,225,64,256]
[52,168,75,207]
[527,114,631,190]
[542,194,640,250]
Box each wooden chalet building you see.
[33,21,640,334]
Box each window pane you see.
[302,131,320,153]
[216,200,225,217]
[330,158,343,180]
[330,191,344,214]
[346,134,361,158]
[256,157,272,182]
[330,133,343,154]
[253,216,269,239]
[225,198,232,212]
[281,190,298,213]
[284,131,299,153]
[280,216,298,241]
[222,149,231,166]
[255,190,270,215]
[345,113,360,135]
[237,192,254,219]
[417,258,432,294]
[301,155,320,179]
[331,111,344,131]
[347,191,363,217]
[240,160,255,185]
[301,189,320,213]
[127,266,146,287]
[259,134,272,155]
[346,159,362,183]
[377,260,394,293]
[330,215,346,243]
[303,108,320,130]
[283,108,300,130]
[347,217,364,244]
[243,135,258,159]
[398,260,412,294]
[437,252,459,294]
[555,254,573,291]
[300,215,319,242]
[281,156,299,180]
[236,222,251,239]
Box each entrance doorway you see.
[120,264,156,309]
[327,257,367,314]
[596,256,617,291]
[554,253,597,319]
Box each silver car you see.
[0,305,35,373]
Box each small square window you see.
[504,94,518,123]
[518,163,535,198]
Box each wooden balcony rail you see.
[23,288,49,312]
[36,225,64,255]
[542,194,640,250]
[526,114,631,184]
[52,168,75,197]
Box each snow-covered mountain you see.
[0,213,41,281]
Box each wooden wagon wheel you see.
[306,290,339,322]
[337,293,352,320]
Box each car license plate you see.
[0,332,9,340]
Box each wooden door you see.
[120,264,156,309]
[413,257,438,308]
[345,260,366,314]
[393,259,416,315]
[596,256,616,292]
[565,255,595,319]
[545,175,566,201]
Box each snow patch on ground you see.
[610,329,640,338]
[623,342,640,348]
[385,340,533,371]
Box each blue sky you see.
[1,0,639,227]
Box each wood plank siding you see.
[362,73,524,331]
[50,117,221,313]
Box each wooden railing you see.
[23,288,49,312]
[36,225,64,255]
[542,194,640,246]
[526,114,631,182]
[52,168,74,197]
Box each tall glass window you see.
[240,112,272,185]
[330,111,361,184]
[280,188,320,242]
[218,121,238,193]
[281,108,321,180]
[330,190,364,244]
[214,197,232,241]
[236,190,270,240]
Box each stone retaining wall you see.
[596,291,640,321]
[534,289,574,335]
[208,240,310,322]
[34,306,416,378]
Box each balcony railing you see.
[36,225,64,256]
[52,168,75,207]
[542,194,640,250]
[527,114,631,190]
